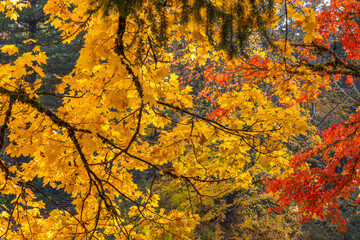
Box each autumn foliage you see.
[0,0,359,239]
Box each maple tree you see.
[181,0,360,235]
[0,0,359,239]
[263,0,360,233]
[0,0,309,238]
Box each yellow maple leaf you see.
[1,44,18,55]
[5,11,18,20]
[32,65,46,78]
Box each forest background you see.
[0,0,360,239]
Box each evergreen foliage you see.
[91,0,276,58]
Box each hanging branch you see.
[0,96,14,183]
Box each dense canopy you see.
[0,0,360,239]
